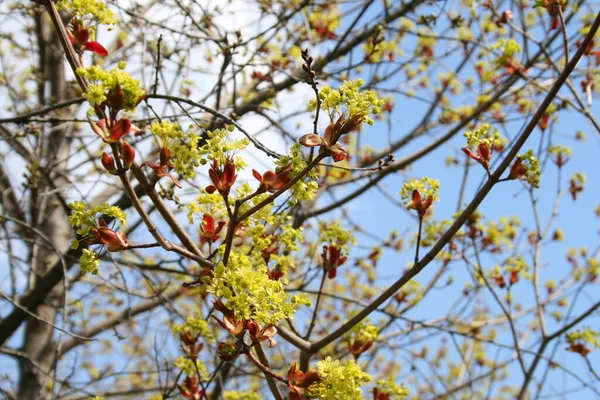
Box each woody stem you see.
[414,216,423,265]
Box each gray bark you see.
[17,9,71,399]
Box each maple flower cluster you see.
[68,201,128,274]
[400,177,440,216]
[77,64,146,115]
[208,252,312,326]
[345,320,379,357]
[300,79,384,162]
[462,123,503,169]
[566,327,600,356]
[508,149,541,188]
[57,0,116,25]
[313,357,372,400]
[319,221,356,279]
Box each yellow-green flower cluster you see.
[68,201,127,239]
[485,216,520,247]
[188,190,226,224]
[57,0,116,26]
[438,72,463,94]
[375,379,409,399]
[200,126,249,169]
[309,79,384,126]
[224,392,261,400]
[475,61,496,83]
[548,144,572,158]
[533,0,567,9]
[150,120,183,144]
[416,28,436,55]
[149,121,205,180]
[345,320,379,345]
[77,65,145,112]
[566,327,600,350]
[80,248,101,275]
[208,251,311,325]
[278,219,304,252]
[492,38,522,69]
[362,40,399,63]
[399,280,422,305]
[319,221,356,250]
[313,357,371,400]
[516,150,541,188]
[243,213,304,274]
[456,26,474,42]
[275,144,319,204]
[587,258,599,280]
[419,219,452,247]
[172,317,215,342]
[87,397,104,400]
[175,357,208,378]
[571,172,586,187]
[463,123,501,149]
[505,256,531,280]
[399,177,440,208]
[308,6,341,36]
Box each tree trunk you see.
[18,9,71,399]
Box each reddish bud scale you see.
[206,159,237,195]
[92,225,129,252]
[508,158,527,181]
[121,142,135,169]
[217,342,239,361]
[101,152,117,174]
[68,23,108,57]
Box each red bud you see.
[121,142,135,169]
[101,152,117,175]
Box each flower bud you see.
[217,341,239,361]
[121,142,135,169]
[101,152,117,175]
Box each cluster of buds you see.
[508,158,527,182]
[322,245,347,279]
[287,363,321,400]
[90,118,141,143]
[180,331,204,361]
[299,113,363,162]
[205,158,237,196]
[90,219,129,252]
[536,0,566,30]
[494,10,514,27]
[252,167,291,193]
[212,301,278,350]
[538,109,554,132]
[177,376,204,400]
[142,147,182,188]
[462,142,492,169]
[309,7,338,40]
[301,49,317,81]
[569,173,585,201]
[577,39,600,65]
[347,335,375,357]
[101,142,135,174]
[373,388,392,400]
[550,147,571,167]
[465,213,482,241]
[567,342,592,357]
[492,270,520,289]
[217,341,239,361]
[410,189,433,217]
[581,76,595,94]
[260,234,280,264]
[199,213,226,245]
[68,19,108,57]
